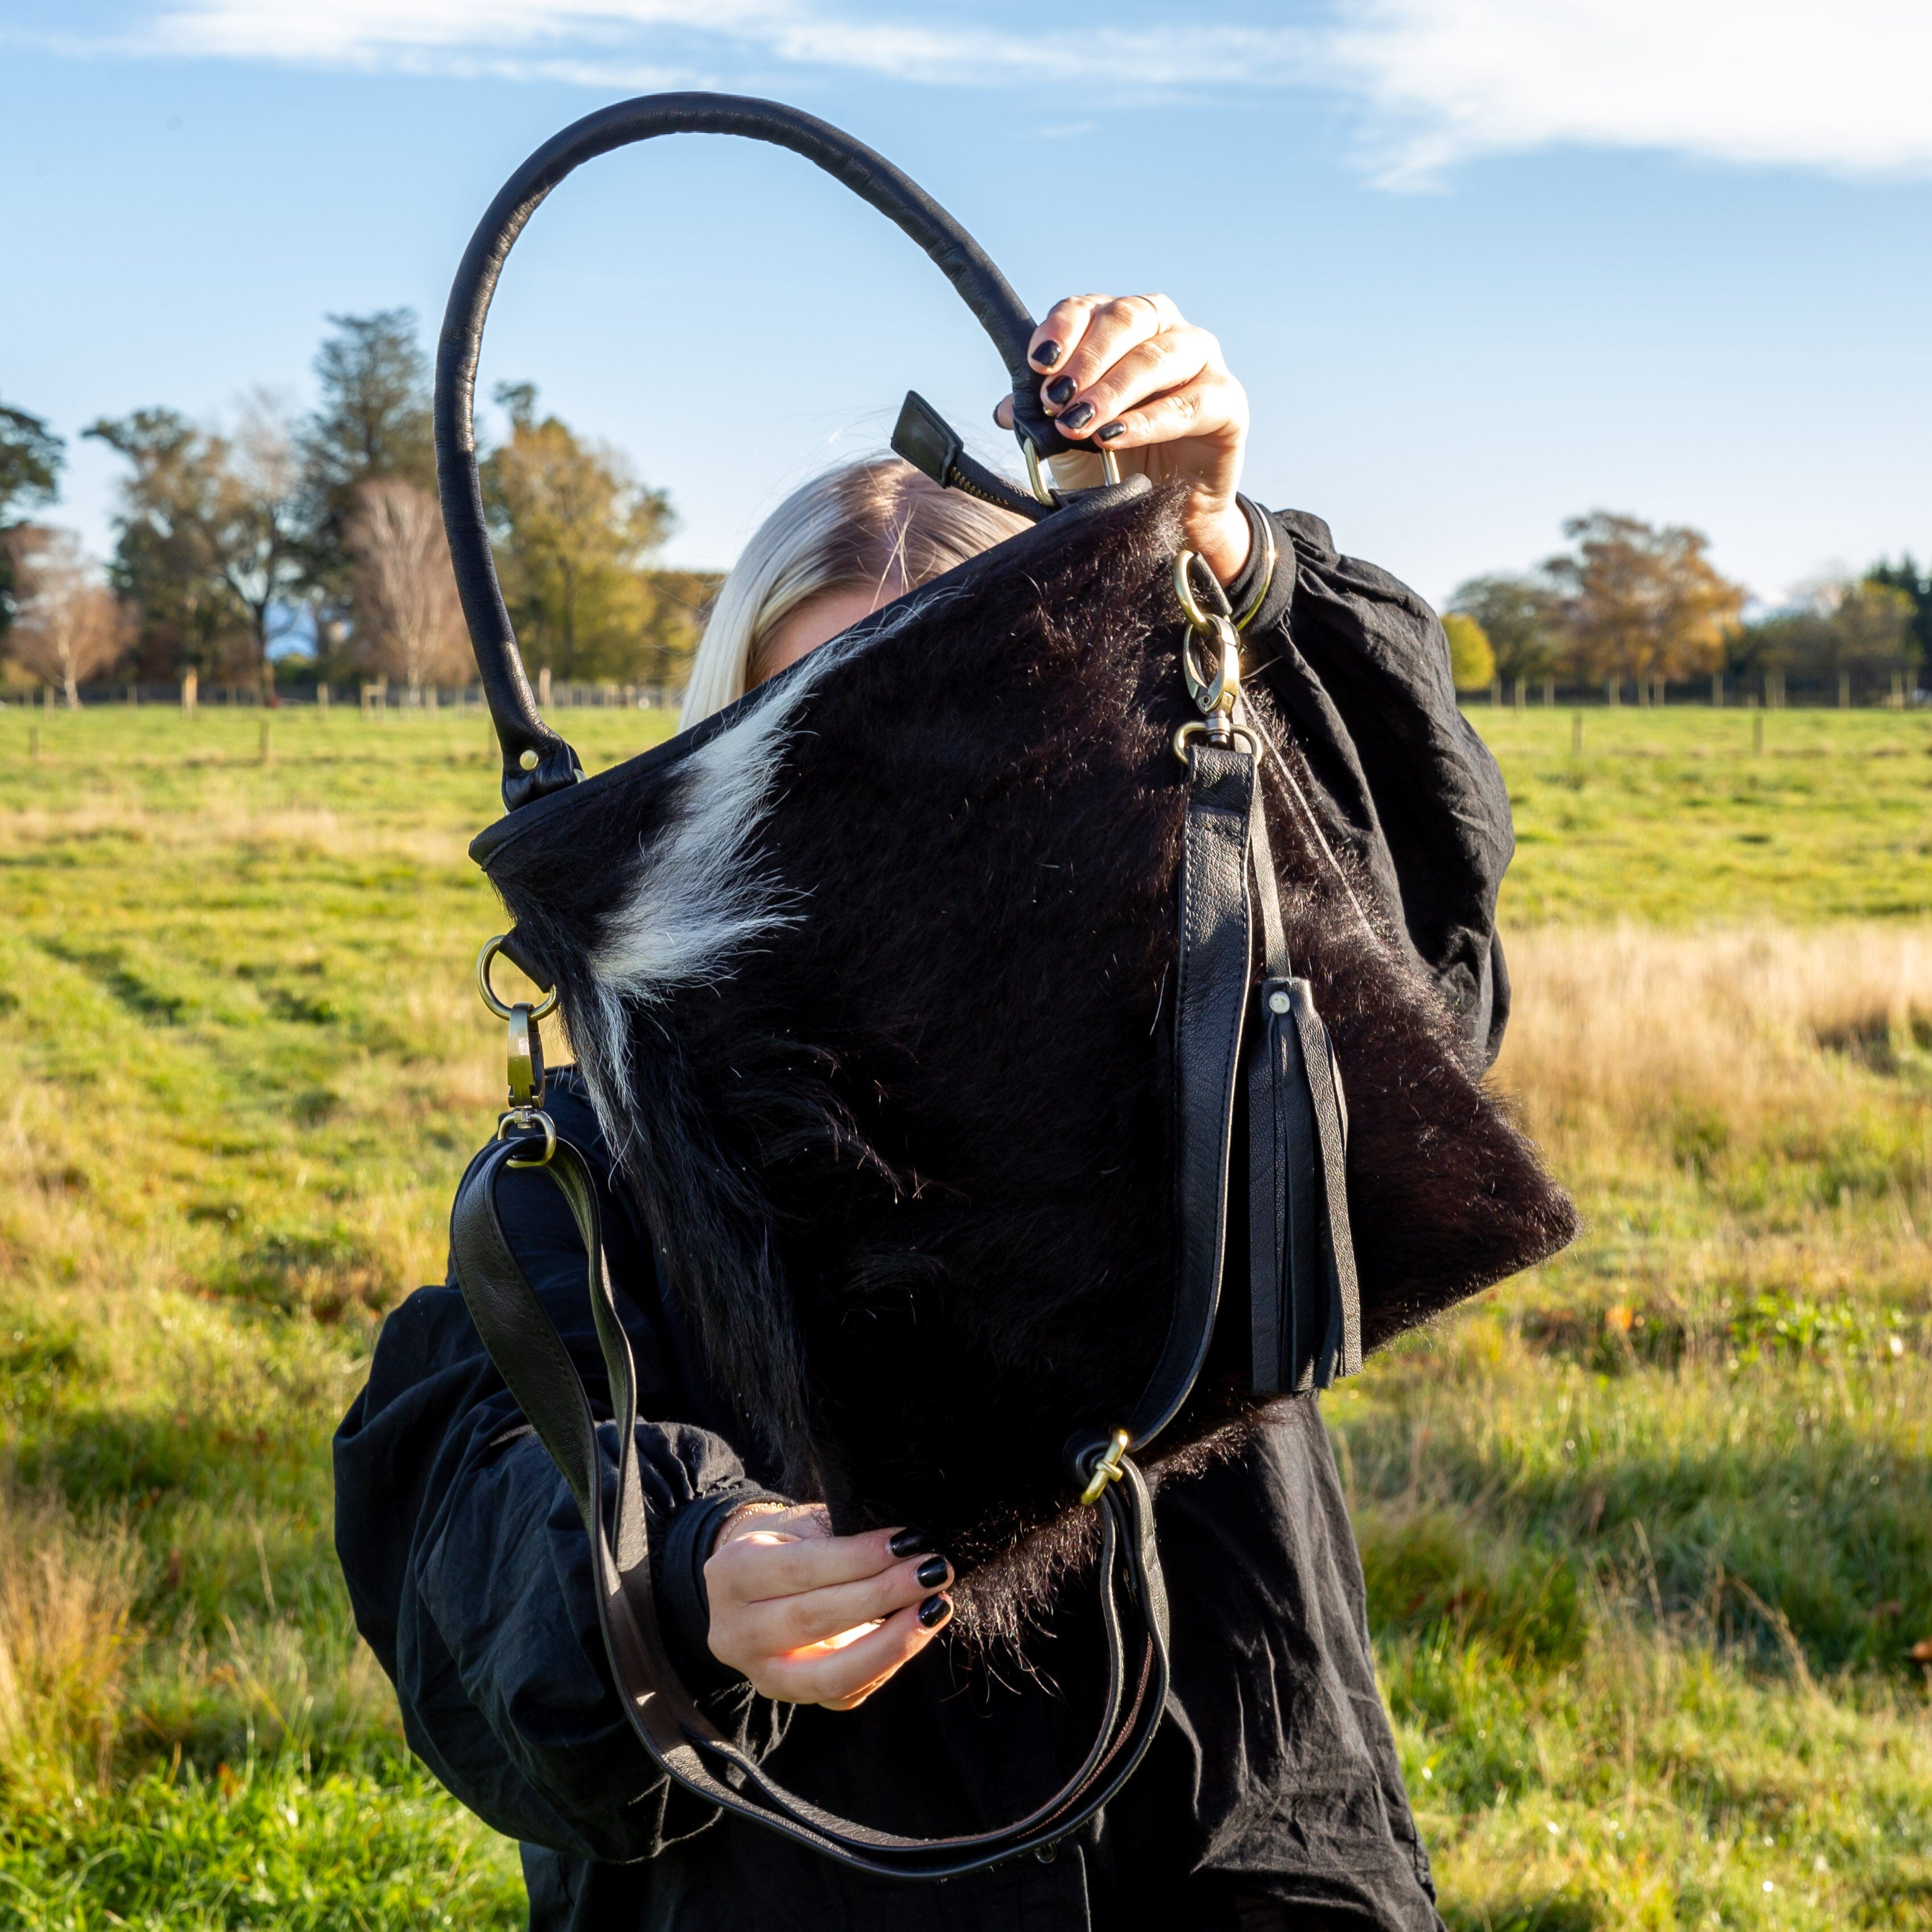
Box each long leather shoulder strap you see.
[449,1135,1172,1880]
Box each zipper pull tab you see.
[891,391,1050,523]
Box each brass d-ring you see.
[499,1106,558,1168]
[1024,438,1121,507]
[1174,720,1260,766]
[1023,440,1060,509]
[477,935,559,1021]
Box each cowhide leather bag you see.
[436,94,1578,1879]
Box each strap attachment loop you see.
[1076,1429,1132,1506]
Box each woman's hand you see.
[705,1504,953,1711]
[993,293,1252,584]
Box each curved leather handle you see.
[434,91,1072,810]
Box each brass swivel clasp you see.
[478,934,558,1168]
[1172,548,1246,763]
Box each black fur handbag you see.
[439,94,1576,1879]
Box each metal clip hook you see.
[1181,614,1242,721]
[507,1001,544,1110]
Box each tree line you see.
[1443,511,1929,699]
[6,333,1928,708]
[0,311,718,705]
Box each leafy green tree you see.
[0,401,64,636]
[1449,573,1562,683]
[1544,511,1744,684]
[481,383,680,684]
[86,394,308,686]
[1442,610,1496,691]
[1865,556,1930,670]
[642,567,724,693]
[300,311,437,654]
[1736,577,1918,689]
[83,409,229,677]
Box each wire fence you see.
[6,677,682,714]
[6,669,1929,714]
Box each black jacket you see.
[335,507,1512,1932]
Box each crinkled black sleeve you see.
[1232,502,1516,1066]
[332,1076,787,1864]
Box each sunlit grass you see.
[0,703,1928,1927]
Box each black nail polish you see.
[888,1527,932,1558]
[915,1555,951,1589]
[1095,420,1126,442]
[918,1594,952,1630]
[1059,401,1096,432]
[1032,339,1062,369]
[1045,374,1077,407]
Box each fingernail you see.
[1032,339,1062,369]
[918,1594,952,1630]
[915,1555,951,1589]
[1058,401,1096,432]
[889,1527,932,1558]
[1095,420,1126,442]
[1045,375,1078,407]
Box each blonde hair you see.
[679,456,1028,730]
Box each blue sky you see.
[3,0,1929,608]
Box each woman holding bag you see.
[337,288,1513,1931]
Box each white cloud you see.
[1329,0,1932,183]
[137,0,1319,91]
[25,0,1932,184]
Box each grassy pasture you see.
[0,701,1928,1929]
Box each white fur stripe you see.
[588,595,942,1006]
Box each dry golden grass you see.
[0,1487,142,1794]
[1498,923,1932,1138]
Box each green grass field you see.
[0,701,1927,1930]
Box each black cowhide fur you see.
[473,482,1576,1630]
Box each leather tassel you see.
[1286,980,1362,1384]
[1249,976,1363,1393]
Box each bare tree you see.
[343,480,469,696]
[3,527,134,705]
[217,390,310,693]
